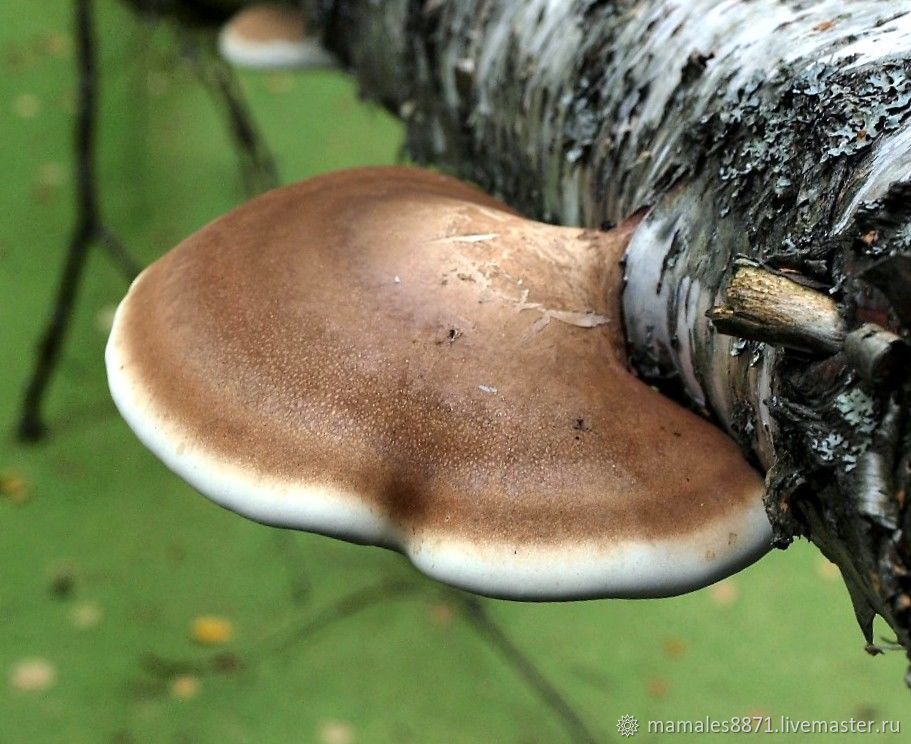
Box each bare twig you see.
[135,567,598,742]
[17,0,279,441]
[177,27,279,195]
[271,532,314,605]
[97,225,142,279]
[455,594,601,744]
[265,578,418,657]
[18,0,141,442]
[139,578,420,681]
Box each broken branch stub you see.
[844,323,911,387]
[707,264,846,355]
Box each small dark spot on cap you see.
[572,417,591,432]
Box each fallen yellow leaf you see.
[0,471,29,505]
[190,616,233,646]
[170,674,201,700]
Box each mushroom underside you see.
[106,166,771,600]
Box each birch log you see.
[307,0,911,678]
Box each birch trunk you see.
[313,0,911,678]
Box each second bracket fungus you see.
[218,3,335,70]
[106,167,772,600]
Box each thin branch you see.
[97,226,142,280]
[264,578,418,658]
[139,578,420,681]
[271,532,314,605]
[17,0,278,441]
[177,28,279,195]
[455,595,601,744]
[18,0,107,441]
[135,566,598,742]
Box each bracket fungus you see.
[106,167,771,600]
[218,3,335,70]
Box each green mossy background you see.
[0,2,908,742]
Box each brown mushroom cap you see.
[106,166,771,599]
[218,3,334,69]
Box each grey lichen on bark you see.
[313,0,911,680]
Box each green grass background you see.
[1,2,909,742]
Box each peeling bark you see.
[311,0,911,681]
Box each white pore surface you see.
[106,279,772,601]
[218,32,335,70]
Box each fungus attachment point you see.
[107,167,771,600]
[218,3,335,70]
